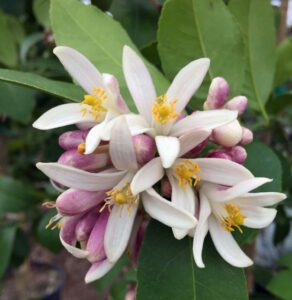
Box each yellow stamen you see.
[45,214,63,230]
[175,160,201,189]
[222,204,245,234]
[101,183,138,216]
[77,143,86,154]
[80,87,107,120]
[152,95,179,124]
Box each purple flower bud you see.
[206,149,232,160]
[59,130,87,150]
[86,210,109,263]
[60,216,79,245]
[184,138,209,158]
[228,146,247,164]
[225,96,248,115]
[58,149,110,172]
[132,135,156,166]
[212,120,243,147]
[161,177,172,199]
[240,127,253,145]
[56,189,106,216]
[75,210,99,242]
[204,77,229,110]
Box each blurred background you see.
[0,0,291,299]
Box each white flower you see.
[33,46,130,154]
[193,178,286,268]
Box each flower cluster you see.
[33,46,286,283]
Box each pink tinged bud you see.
[60,216,79,245]
[204,77,229,110]
[184,138,209,158]
[58,149,110,172]
[56,189,106,216]
[225,96,248,115]
[212,120,243,147]
[161,177,172,198]
[240,127,253,145]
[132,134,156,166]
[75,210,99,242]
[86,210,109,263]
[125,286,136,300]
[59,130,87,150]
[228,146,247,164]
[206,150,232,161]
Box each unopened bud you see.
[206,150,232,160]
[132,135,156,166]
[212,120,243,147]
[59,130,87,150]
[161,177,172,198]
[56,189,106,216]
[204,77,229,110]
[58,149,110,172]
[184,138,209,158]
[76,211,99,242]
[228,146,247,164]
[225,96,248,115]
[240,127,253,145]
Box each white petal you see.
[84,121,106,155]
[166,58,210,114]
[53,46,104,94]
[123,46,156,123]
[208,216,253,268]
[85,259,115,283]
[131,158,164,195]
[179,128,211,156]
[171,110,238,137]
[205,178,273,202]
[193,190,211,268]
[36,163,126,191]
[236,192,287,207]
[33,103,97,130]
[109,117,138,171]
[104,201,139,262]
[241,206,277,228]
[168,172,195,239]
[155,136,180,168]
[59,234,88,259]
[192,158,253,185]
[142,188,197,230]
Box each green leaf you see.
[33,0,51,28]
[50,0,169,111]
[228,0,276,122]
[157,0,245,103]
[0,226,16,279]
[274,37,292,87]
[266,93,292,115]
[267,270,292,300]
[244,142,282,192]
[35,209,63,253]
[137,220,248,300]
[0,176,37,214]
[0,82,36,123]
[0,68,84,102]
[278,253,292,270]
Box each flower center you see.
[101,183,138,216]
[222,204,245,233]
[152,95,179,124]
[175,160,201,189]
[80,87,108,120]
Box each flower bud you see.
[75,210,99,242]
[206,150,232,160]
[203,77,229,110]
[132,134,156,166]
[58,149,110,172]
[240,127,253,145]
[86,210,109,263]
[225,96,248,115]
[59,130,87,150]
[56,189,106,216]
[212,120,243,147]
[161,177,172,198]
[228,146,247,164]
[125,286,136,300]
[184,138,209,158]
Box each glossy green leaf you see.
[33,0,51,28]
[50,0,169,111]
[278,253,292,270]
[274,37,292,87]
[0,226,17,279]
[267,270,292,300]
[266,93,292,115]
[0,68,84,102]
[158,0,245,102]
[228,0,276,122]
[0,82,36,123]
[137,220,248,300]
